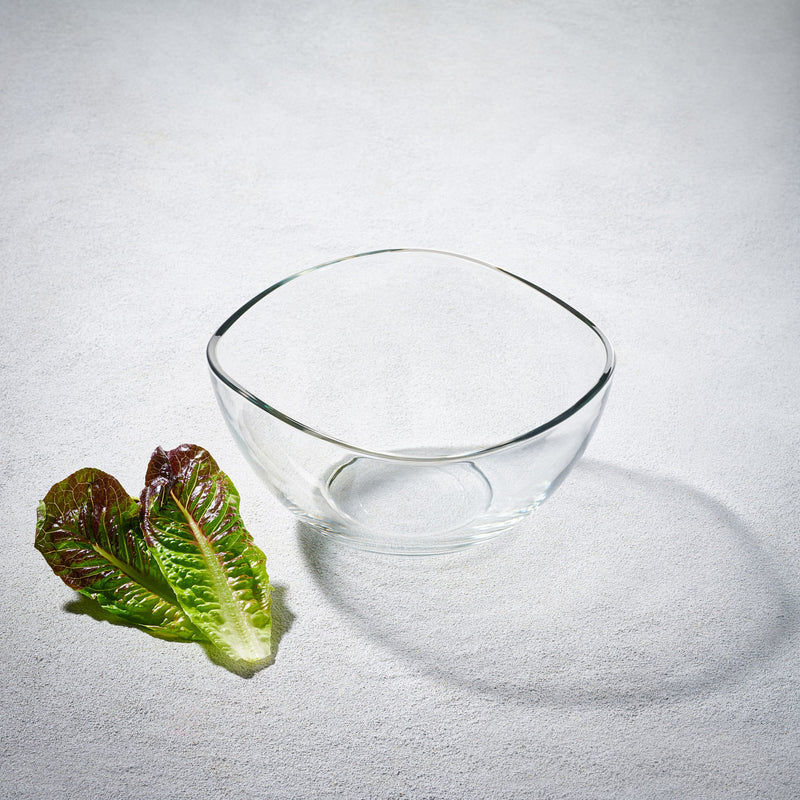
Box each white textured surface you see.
[2,2,799,798]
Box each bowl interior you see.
[212,249,609,457]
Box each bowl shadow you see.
[297,460,798,706]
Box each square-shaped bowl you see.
[207,249,614,554]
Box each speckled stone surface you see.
[2,2,799,798]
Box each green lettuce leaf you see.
[140,444,273,665]
[35,468,203,640]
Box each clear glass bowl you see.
[207,249,615,554]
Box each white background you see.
[2,1,799,798]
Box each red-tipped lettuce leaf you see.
[35,468,202,640]
[140,444,272,665]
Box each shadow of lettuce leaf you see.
[62,582,294,675]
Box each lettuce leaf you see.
[140,444,273,665]
[35,468,203,641]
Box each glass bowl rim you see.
[206,248,616,463]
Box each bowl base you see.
[322,456,495,551]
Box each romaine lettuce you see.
[35,468,202,640]
[140,444,273,665]
[36,445,275,670]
